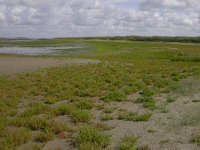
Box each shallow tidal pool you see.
[0,45,92,55]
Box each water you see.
[0,46,92,55]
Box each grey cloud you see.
[140,0,188,10]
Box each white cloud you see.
[0,0,199,38]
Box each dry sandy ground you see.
[0,56,99,75]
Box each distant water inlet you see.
[0,45,93,55]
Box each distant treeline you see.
[84,36,200,43]
[59,36,200,43]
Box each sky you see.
[0,0,200,38]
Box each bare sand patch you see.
[0,56,99,75]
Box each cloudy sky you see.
[0,0,200,38]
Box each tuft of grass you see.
[100,114,114,121]
[26,117,49,130]
[52,105,74,116]
[180,106,200,126]
[160,108,169,113]
[76,125,110,149]
[5,128,32,147]
[71,109,92,123]
[48,122,70,135]
[135,96,156,110]
[119,135,138,150]
[45,98,60,104]
[147,129,156,133]
[166,97,175,103]
[0,116,6,137]
[190,135,200,146]
[35,130,54,142]
[96,103,105,110]
[103,106,116,114]
[102,91,127,102]
[171,55,200,62]
[94,123,115,131]
[21,103,49,117]
[53,104,92,123]
[175,77,200,96]
[75,99,95,110]
[142,88,155,97]
[192,99,200,103]
[118,111,152,122]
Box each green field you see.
[0,39,200,150]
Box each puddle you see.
[0,45,93,56]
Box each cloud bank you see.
[0,0,200,38]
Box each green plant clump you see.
[76,125,110,149]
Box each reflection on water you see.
[0,46,92,55]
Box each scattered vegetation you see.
[0,39,200,149]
